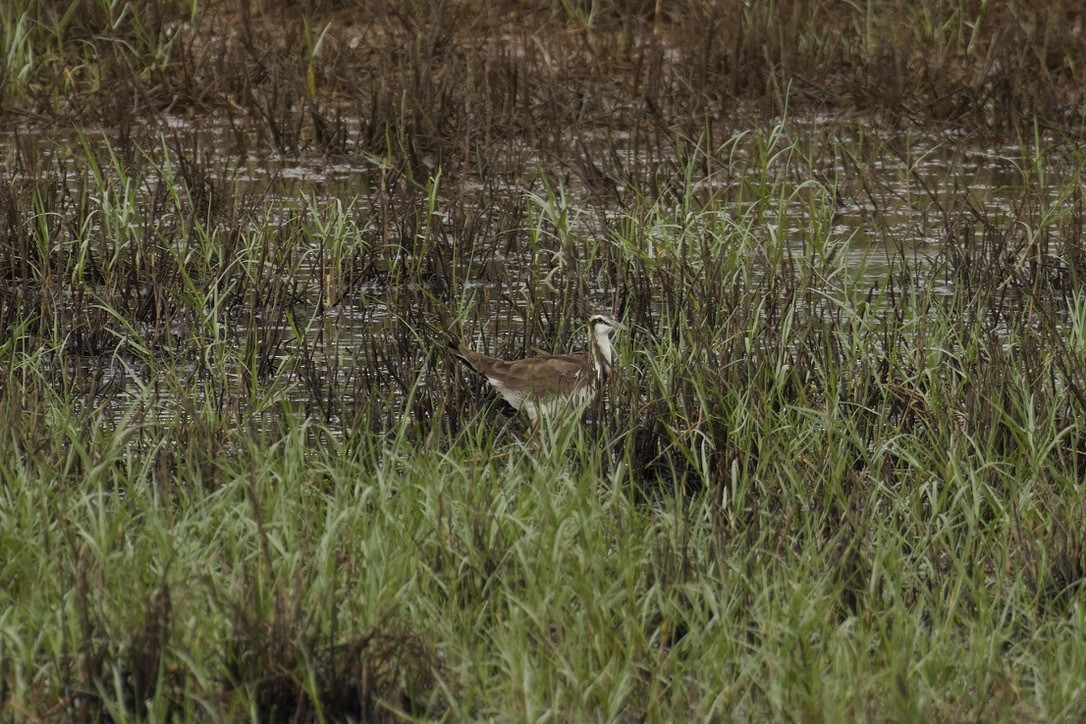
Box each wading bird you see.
[449,313,624,423]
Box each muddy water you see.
[2,119,1049,291]
[0,117,1071,416]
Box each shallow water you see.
[1,115,1076,418]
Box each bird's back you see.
[448,343,597,420]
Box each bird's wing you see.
[495,354,593,397]
[450,344,594,397]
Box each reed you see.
[3,0,1086,719]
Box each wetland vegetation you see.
[3,0,1086,719]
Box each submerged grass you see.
[3,0,1086,720]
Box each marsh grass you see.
[4,0,1086,720]
[4,1,1086,144]
[5,123,1086,718]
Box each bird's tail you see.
[447,339,493,376]
[446,339,471,366]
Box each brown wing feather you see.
[496,354,593,397]
[449,343,594,398]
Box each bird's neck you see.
[590,328,613,378]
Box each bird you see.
[448,313,624,423]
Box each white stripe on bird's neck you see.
[591,324,613,376]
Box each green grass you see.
[4,326,1086,719]
[3,126,1086,718]
[3,0,1086,718]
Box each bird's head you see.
[588,313,624,339]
